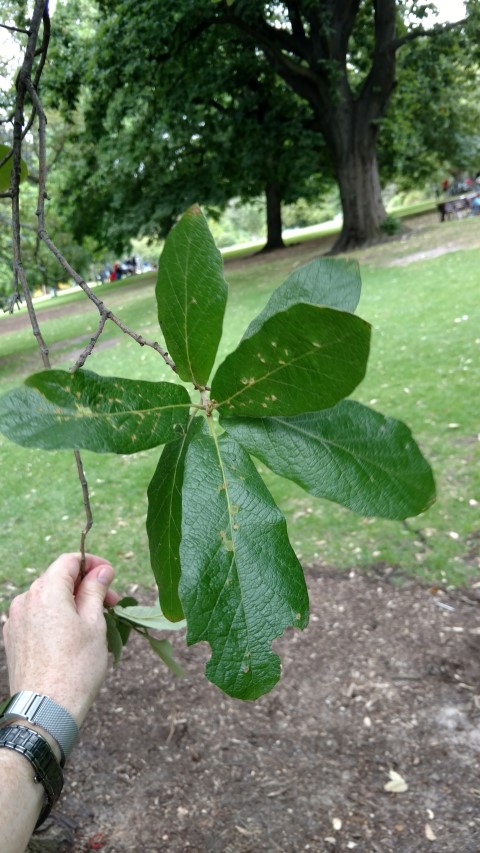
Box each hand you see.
[3,553,120,727]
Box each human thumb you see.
[75,564,115,618]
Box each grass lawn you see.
[0,213,478,601]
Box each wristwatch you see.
[0,724,64,828]
[0,691,78,766]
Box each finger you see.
[72,554,114,595]
[45,553,113,580]
[104,587,122,608]
[44,552,81,588]
[83,554,114,574]
[42,553,113,599]
[75,564,115,619]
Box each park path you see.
[0,277,156,336]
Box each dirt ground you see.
[1,566,480,853]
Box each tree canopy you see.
[3,0,480,268]
[44,0,332,252]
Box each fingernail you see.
[98,566,114,586]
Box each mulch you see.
[2,566,480,852]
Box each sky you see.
[425,0,465,22]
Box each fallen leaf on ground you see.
[384,770,408,793]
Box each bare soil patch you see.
[2,568,480,853]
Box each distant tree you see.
[0,102,94,299]
[46,2,332,252]
[198,0,478,250]
[45,0,480,253]
[378,22,480,187]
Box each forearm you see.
[0,749,44,853]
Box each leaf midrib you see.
[207,423,254,669]
[41,402,193,419]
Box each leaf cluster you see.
[0,208,435,699]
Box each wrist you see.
[7,721,63,765]
[0,691,78,766]
[0,724,64,829]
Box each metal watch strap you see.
[0,691,78,765]
[0,724,64,829]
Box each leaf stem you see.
[74,450,93,576]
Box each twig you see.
[0,150,13,173]
[26,80,178,374]
[10,0,94,572]
[39,228,178,371]
[71,313,108,371]
[10,0,180,577]
[0,23,31,35]
[402,520,428,546]
[3,291,22,313]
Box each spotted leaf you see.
[0,369,191,453]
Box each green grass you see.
[0,216,478,601]
[220,199,438,259]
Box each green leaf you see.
[115,596,139,608]
[105,611,124,665]
[211,303,371,418]
[243,257,361,340]
[221,401,436,519]
[116,618,133,646]
[113,602,187,631]
[179,429,309,700]
[146,635,185,677]
[112,597,138,645]
[156,206,228,386]
[147,415,204,621]
[0,144,28,192]
[0,369,191,454]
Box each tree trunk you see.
[329,115,387,254]
[222,0,399,253]
[262,181,285,251]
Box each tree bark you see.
[329,111,387,253]
[221,1,399,252]
[262,181,285,251]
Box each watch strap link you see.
[0,724,64,828]
[0,691,78,765]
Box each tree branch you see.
[70,313,108,371]
[393,17,469,50]
[0,23,30,35]
[26,78,178,374]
